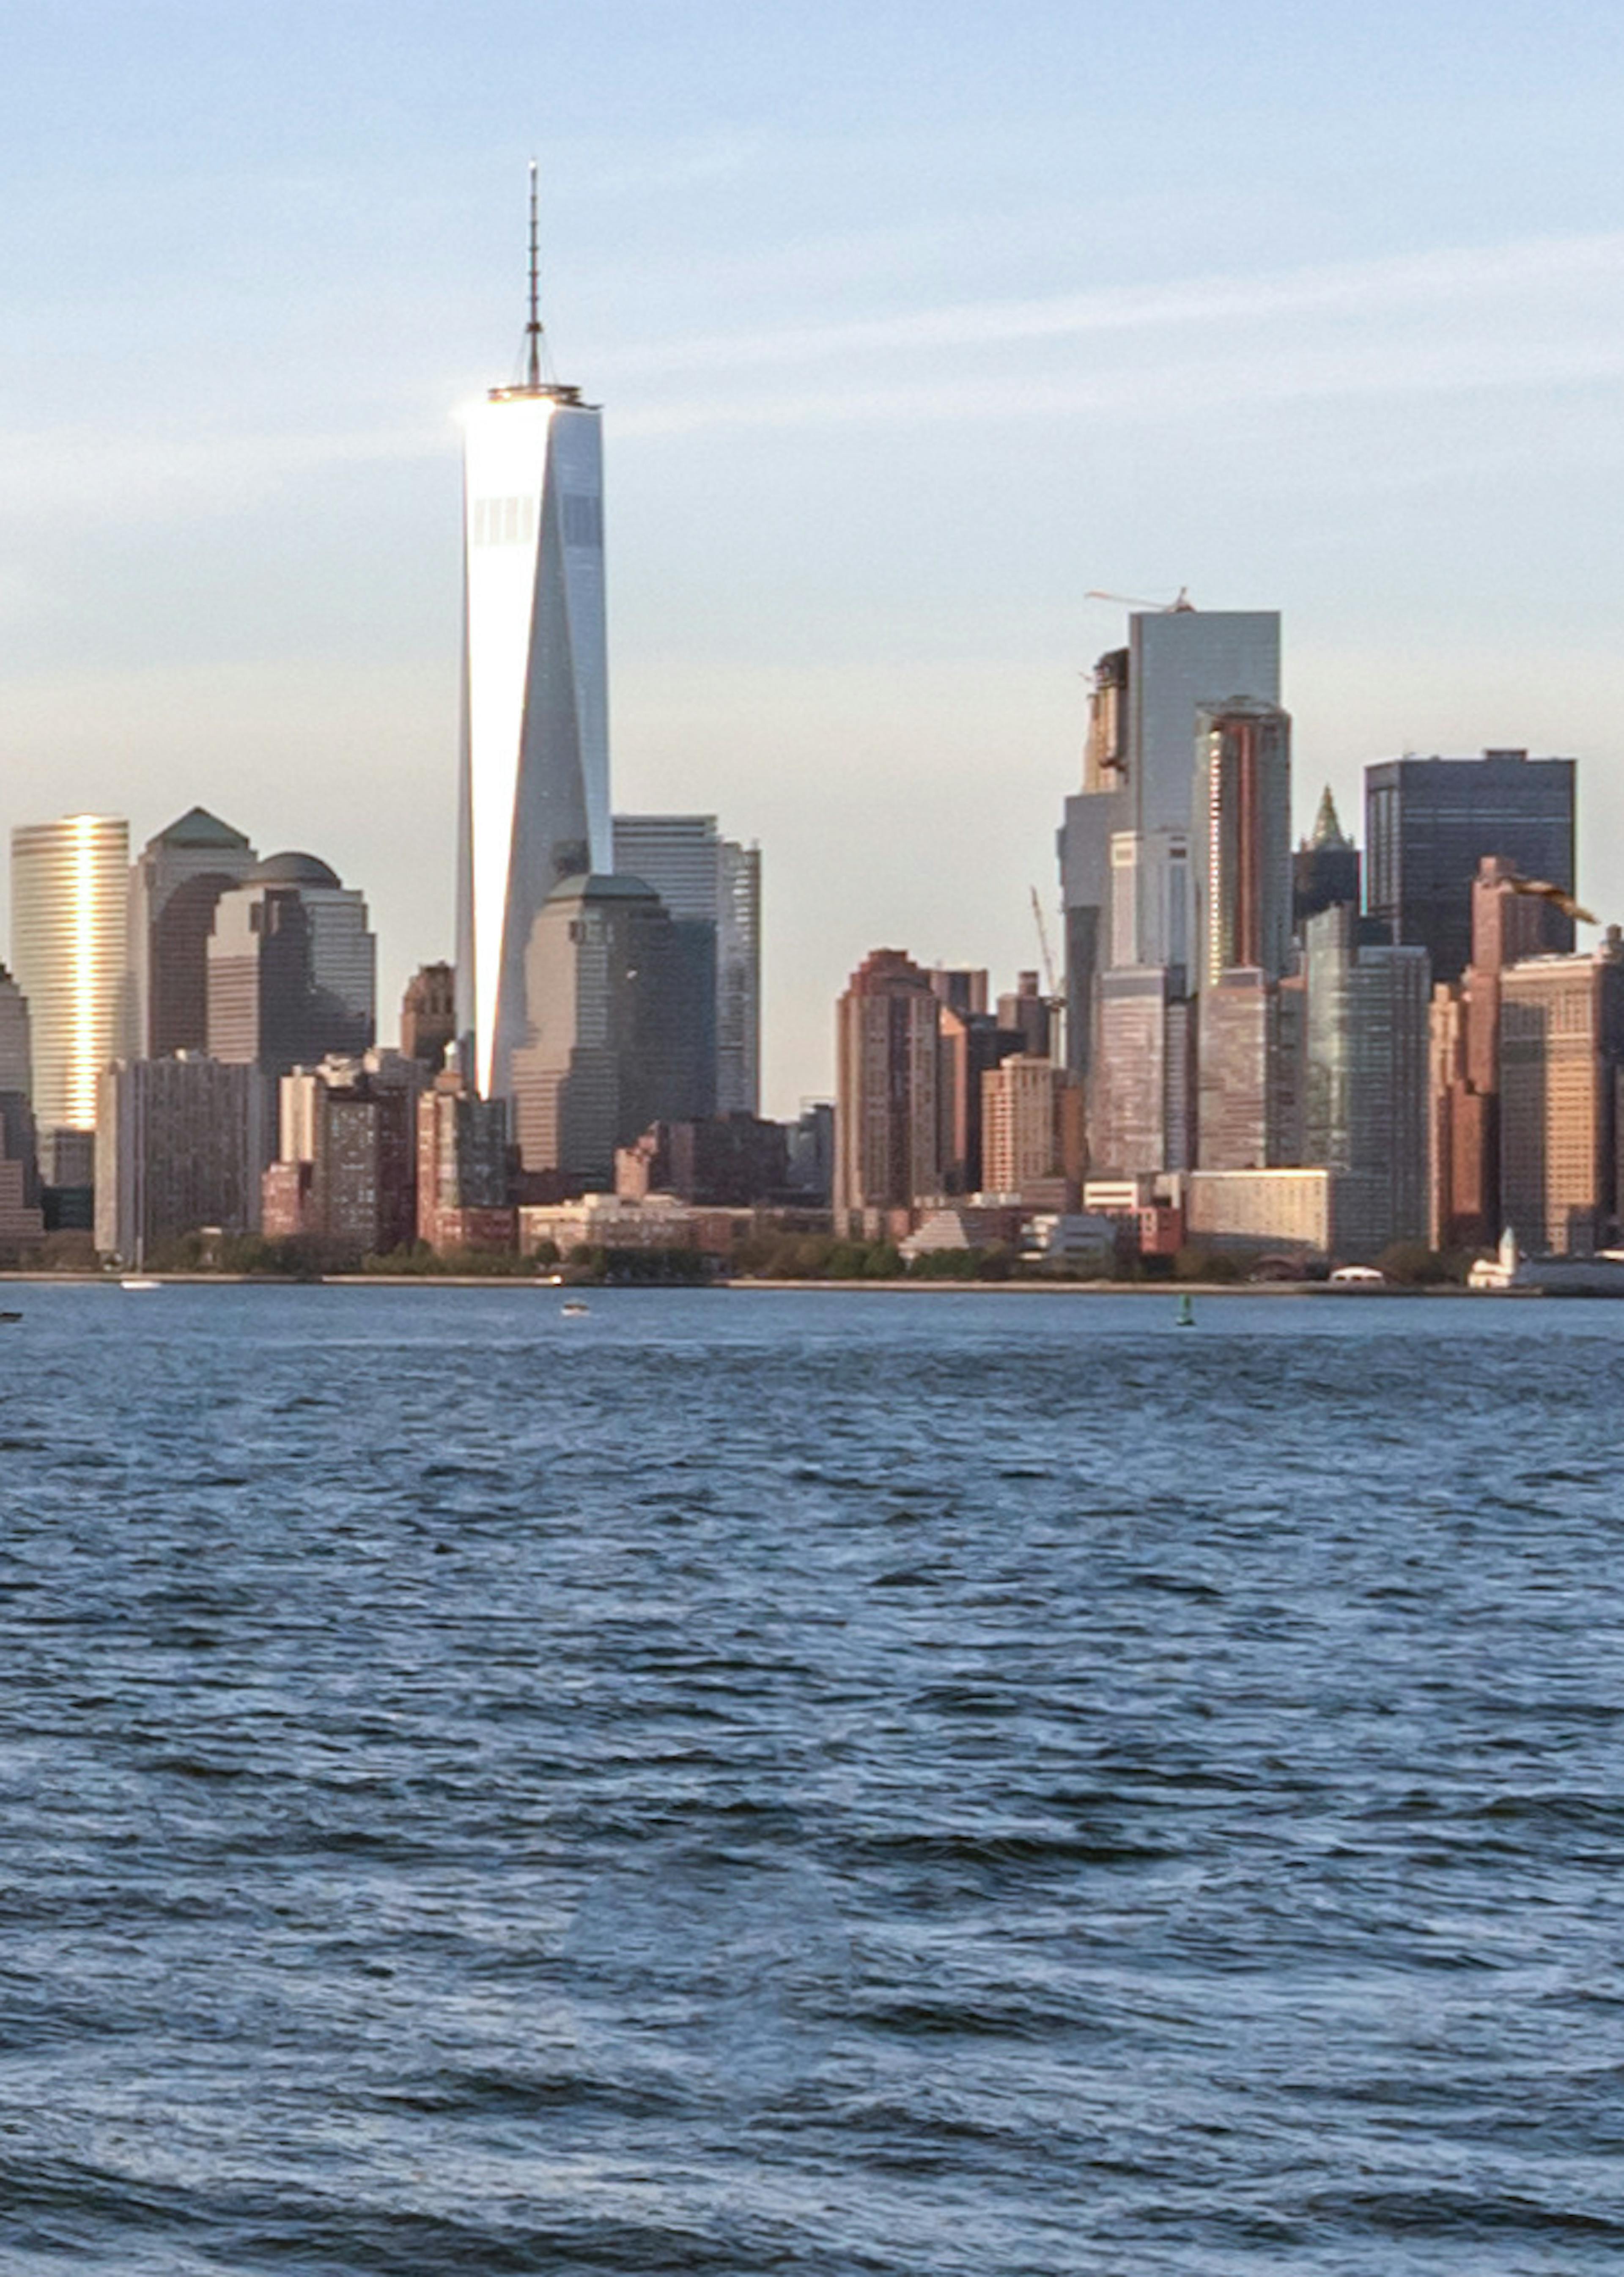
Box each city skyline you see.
[3,6,1624,1112]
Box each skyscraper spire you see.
[525,158,543,392]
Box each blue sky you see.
[3,2,1622,1107]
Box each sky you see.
[3,1,1623,1112]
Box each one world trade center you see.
[456,166,610,1105]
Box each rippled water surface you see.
[0,1285,1621,2274]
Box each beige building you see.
[1186,1167,1340,1258]
[10,815,129,1138]
[980,1055,1062,1198]
[1498,935,1624,1255]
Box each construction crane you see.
[1084,586,1195,612]
[1029,886,1060,998]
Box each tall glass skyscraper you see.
[9,814,130,1136]
[457,171,610,1108]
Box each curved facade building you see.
[456,373,609,1107]
[9,814,129,1134]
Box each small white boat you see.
[121,1277,162,1291]
[561,1299,590,1316]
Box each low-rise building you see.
[1185,1167,1341,1259]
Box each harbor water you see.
[0,1285,1619,2274]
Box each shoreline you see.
[0,1271,1550,1296]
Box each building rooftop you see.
[249,851,342,889]
[545,872,662,905]
[151,806,252,852]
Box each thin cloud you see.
[601,230,1624,377]
[617,327,1624,439]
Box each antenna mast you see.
[525,158,543,390]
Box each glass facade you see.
[1364,750,1575,986]
[9,815,129,1134]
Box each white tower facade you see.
[457,173,610,1105]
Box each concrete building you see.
[508,873,709,1188]
[401,962,456,1071]
[94,1054,274,1262]
[980,1055,1064,1198]
[1303,905,1431,1258]
[129,808,257,1059]
[10,814,130,1141]
[1365,749,1575,986]
[458,173,610,1116]
[834,949,942,1234]
[417,1073,514,1254]
[208,853,376,1076]
[1498,932,1624,1255]
[1293,787,1360,936]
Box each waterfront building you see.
[1429,857,1548,1249]
[94,1054,274,1261]
[508,873,709,1188]
[10,814,129,1139]
[1498,932,1624,1255]
[980,1055,1064,1199]
[518,1190,700,1256]
[400,962,456,1071]
[1303,905,1431,1258]
[1185,1166,1340,1258]
[416,1072,514,1253]
[834,949,942,1233]
[1292,788,1360,935]
[1365,749,1575,986]
[128,808,257,1058]
[458,170,610,1111]
[207,853,376,1076]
